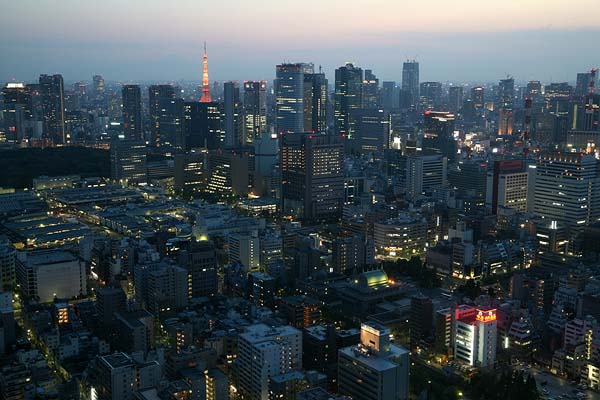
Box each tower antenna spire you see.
[200,42,211,102]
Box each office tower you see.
[419,81,442,110]
[0,239,16,289]
[525,80,542,101]
[223,81,243,147]
[248,272,276,308]
[110,136,147,184]
[121,84,142,139]
[448,86,464,113]
[338,323,410,400]
[148,84,175,147]
[39,74,65,144]
[146,263,188,315]
[259,231,282,274]
[96,286,126,327]
[207,148,250,195]
[471,86,484,109]
[253,130,279,192]
[534,153,600,231]
[352,108,390,154]
[158,97,185,148]
[93,353,137,400]
[486,160,529,214]
[410,295,434,351]
[275,63,314,133]
[237,323,302,400]
[382,81,397,110]
[576,71,597,98]
[184,101,223,150]
[243,81,268,143]
[374,215,428,259]
[401,60,419,109]
[334,62,363,138]
[405,154,447,200]
[15,249,86,303]
[178,240,218,298]
[174,151,206,195]
[421,110,457,161]
[332,234,374,274]
[229,233,260,272]
[200,43,212,102]
[303,71,328,132]
[448,161,488,199]
[281,132,344,221]
[362,69,380,109]
[454,307,497,368]
[93,75,105,95]
[114,310,155,354]
[2,83,33,142]
[498,77,514,135]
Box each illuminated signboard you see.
[476,309,496,323]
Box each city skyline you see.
[1,0,599,83]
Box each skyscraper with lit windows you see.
[275,63,314,133]
[122,84,142,140]
[334,63,363,138]
[39,74,65,144]
[401,60,419,109]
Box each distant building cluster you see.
[1,48,600,400]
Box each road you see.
[530,368,599,400]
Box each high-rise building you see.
[281,132,344,221]
[362,69,380,109]
[121,84,142,139]
[533,153,600,231]
[382,81,398,111]
[229,232,260,272]
[148,84,175,147]
[16,249,86,303]
[576,71,597,98]
[207,147,251,195]
[243,81,268,143]
[2,83,33,143]
[184,101,223,150]
[39,74,65,144]
[93,352,137,400]
[471,86,484,109]
[401,60,419,109]
[303,72,328,133]
[158,97,185,148]
[248,272,276,308]
[334,63,363,138]
[498,78,514,135]
[174,151,206,195]
[223,81,243,147]
[405,154,447,201]
[110,137,147,184]
[178,240,218,298]
[485,160,529,214]
[96,286,127,327]
[236,323,302,400]
[352,108,390,154]
[410,295,434,351]
[275,63,314,133]
[146,263,188,315]
[0,239,16,289]
[421,111,457,161]
[454,307,497,368]
[448,86,464,113]
[93,75,105,95]
[338,323,410,400]
[419,81,442,110]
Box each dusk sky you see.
[2,0,599,84]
